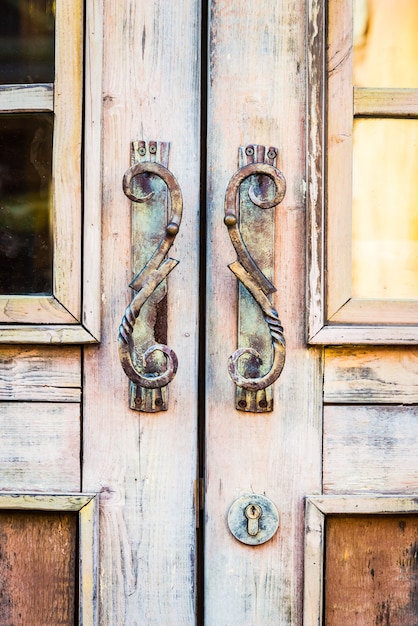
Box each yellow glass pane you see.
[354,0,418,88]
[352,118,418,299]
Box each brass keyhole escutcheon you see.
[228,494,279,546]
[244,503,262,536]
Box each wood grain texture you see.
[324,347,418,403]
[0,346,81,402]
[324,405,418,494]
[0,0,102,343]
[53,0,83,315]
[83,0,103,341]
[0,493,98,624]
[309,324,418,345]
[0,324,98,344]
[354,87,418,116]
[0,403,80,492]
[325,515,418,626]
[326,0,353,318]
[0,295,78,325]
[205,1,322,623]
[0,510,77,626]
[82,0,200,622]
[305,497,418,625]
[307,0,325,339]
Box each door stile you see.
[204,1,323,623]
[83,1,201,623]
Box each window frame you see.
[0,0,102,343]
[307,0,418,344]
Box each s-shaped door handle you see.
[118,141,182,412]
[224,145,286,412]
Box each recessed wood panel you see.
[0,403,80,491]
[325,514,418,626]
[324,347,418,404]
[0,346,81,402]
[0,510,77,625]
[324,405,418,494]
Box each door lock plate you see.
[227,494,279,546]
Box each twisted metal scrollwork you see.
[224,157,286,393]
[118,160,182,391]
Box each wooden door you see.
[82,1,317,623]
[2,1,418,624]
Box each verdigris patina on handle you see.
[118,141,182,412]
[224,145,286,412]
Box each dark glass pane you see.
[0,114,53,295]
[0,1,55,84]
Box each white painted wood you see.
[82,0,200,622]
[0,84,53,111]
[205,1,322,623]
[324,347,418,403]
[0,403,80,492]
[0,346,81,402]
[324,405,418,494]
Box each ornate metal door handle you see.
[118,141,182,412]
[224,145,286,412]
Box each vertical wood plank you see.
[83,0,200,623]
[0,403,80,492]
[54,0,83,314]
[324,405,418,494]
[326,0,353,316]
[0,511,77,626]
[325,515,418,625]
[205,1,322,623]
[0,346,81,402]
[83,0,104,340]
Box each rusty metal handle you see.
[224,155,286,394]
[118,158,182,395]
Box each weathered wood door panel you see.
[205,1,322,623]
[83,0,201,623]
[2,1,418,625]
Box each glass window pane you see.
[352,118,418,299]
[0,114,53,295]
[354,0,418,88]
[0,1,55,84]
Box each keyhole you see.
[244,503,262,536]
